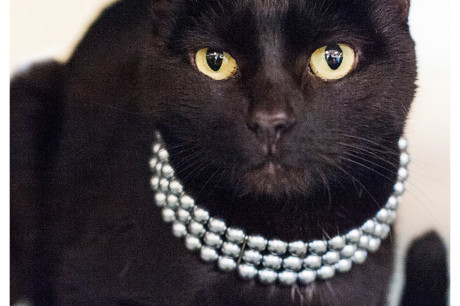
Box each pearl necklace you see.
[149,132,410,285]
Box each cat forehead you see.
[174,0,385,21]
[179,0,363,14]
[166,0,383,53]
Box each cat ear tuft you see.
[396,0,410,21]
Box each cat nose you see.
[246,111,295,144]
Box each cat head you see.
[140,0,415,218]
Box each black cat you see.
[10,0,447,305]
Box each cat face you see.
[142,0,415,202]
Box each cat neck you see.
[187,175,395,242]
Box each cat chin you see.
[236,161,312,199]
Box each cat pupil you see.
[325,44,343,70]
[206,49,224,71]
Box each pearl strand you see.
[150,132,409,285]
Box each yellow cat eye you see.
[309,44,355,81]
[195,48,238,80]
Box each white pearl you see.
[336,259,352,273]
[400,152,410,167]
[373,223,390,239]
[243,250,262,265]
[203,232,223,248]
[208,218,227,235]
[358,235,370,249]
[380,224,391,239]
[221,242,241,258]
[385,195,399,210]
[154,163,162,175]
[226,228,245,244]
[247,235,267,251]
[150,176,160,189]
[398,137,408,151]
[387,210,397,224]
[158,148,169,161]
[218,256,236,272]
[376,209,390,224]
[188,221,205,237]
[304,255,322,269]
[278,271,297,286]
[288,241,307,257]
[176,208,191,223]
[238,264,257,280]
[159,178,169,193]
[161,207,176,223]
[185,234,202,251]
[168,180,183,194]
[352,249,368,264]
[393,181,405,196]
[149,157,159,169]
[322,251,340,265]
[258,269,277,284]
[398,167,409,181]
[283,256,303,271]
[180,195,195,211]
[367,238,381,252]
[362,220,376,234]
[341,244,357,258]
[166,195,179,209]
[268,239,287,255]
[309,240,327,254]
[317,265,335,280]
[328,236,345,250]
[162,164,174,179]
[200,246,218,262]
[346,229,361,243]
[298,269,316,284]
[263,254,283,270]
[172,221,187,238]
[154,192,166,207]
[152,143,161,153]
[193,207,210,224]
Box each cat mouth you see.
[240,160,309,198]
[254,160,282,176]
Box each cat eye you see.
[309,44,355,81]
[195,48,238,80]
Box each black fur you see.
[10,0,447,305]
[402,231,448,306]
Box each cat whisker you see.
[325,281,339,306]
[168,151,202,172]
[194,164,224,201]
[329,131,400,156]
[291,284,305,306]
[341,152,443,226]
[314,165,332,210]
[339,140,446,196]
[340,156,395,184]
[334,163,381,209]
[163,141,198,152]
[337,142,397,166]
[341,151,396,175]
[322,229,332,240]
[171,155,207,182]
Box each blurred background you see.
[10,0,450,297]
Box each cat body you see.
[11,0,447,305]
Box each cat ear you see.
[396,0,410,20]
